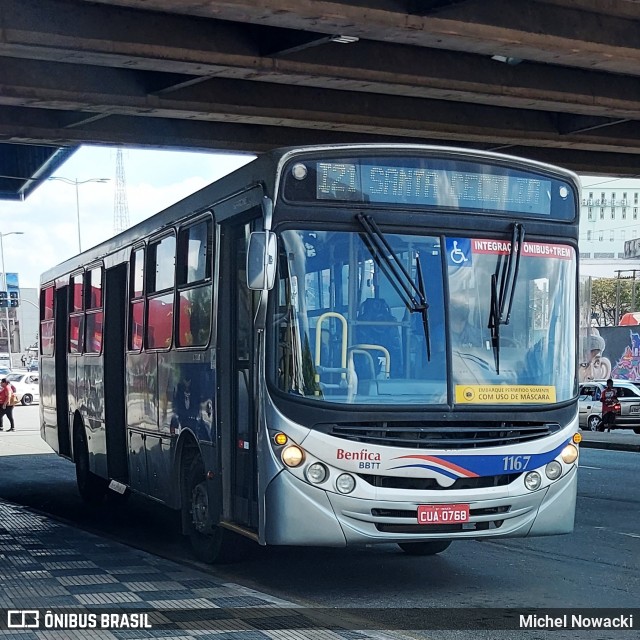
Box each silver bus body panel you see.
[264,472,347,546]
[263,466,577,545]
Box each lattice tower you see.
[113,148,130,234]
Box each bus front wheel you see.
[398,540,452,556]
[74,427,107,504]
[184,457,239,564]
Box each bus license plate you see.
[417,504,470,524]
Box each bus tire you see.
[74,426,107,504]
[398,540,452,556]
[184,457,239,564]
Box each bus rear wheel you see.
[184,457,239,564]
[74,427,107,504]
[398,540,452,556]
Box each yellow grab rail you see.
[351,343,391,379]
[314,312,348,391]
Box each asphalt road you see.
[1,406,638,639]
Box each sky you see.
[0,146,255,289]
[580,176,640,189]
[2,144,639,290]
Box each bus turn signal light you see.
[274,432,288,446]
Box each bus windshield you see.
[272,228,576,406]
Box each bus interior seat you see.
[355,297,402,378]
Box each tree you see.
[590,277,637,326]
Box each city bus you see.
[40,144,581,562]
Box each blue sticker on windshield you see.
[446,238,472,268]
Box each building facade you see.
[580,178,640,278]
[0,286,39,366]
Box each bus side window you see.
[176,217,213,347]
[85,266,103,354]
[69,272,84,354]
[146,234,176,350]
[129,247,144,351]
[40,285,55,356]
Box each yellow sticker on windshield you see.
[455,385,556,404]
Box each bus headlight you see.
[336,473,356,494]
[545,460,562,480]
[524,471,541,491]
[282,445,304,467]
[305,462,328,484]
[561,444,579,464]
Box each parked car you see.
[0,366,12,377]
[6,373,39,405]
[27,358,38,372]
[578,380,640,433]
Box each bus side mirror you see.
[247,231,277,290]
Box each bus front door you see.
[54,286,71,457]
[219,219,260,531]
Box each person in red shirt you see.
[600,378,618,433]
[0,378,15,432]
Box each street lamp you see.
[48,177,110,253]
[0,231,24,367]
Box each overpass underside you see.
[1,0,640,194]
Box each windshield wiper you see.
[415,253,431,361]
[356,213,431,360]
[488,222,525,374]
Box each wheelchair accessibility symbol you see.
[450,241,468,264]
[445,238,472,267]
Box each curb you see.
[579,440,640,453]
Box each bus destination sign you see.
[315,161,557,216]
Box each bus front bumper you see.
[263,465,577,546]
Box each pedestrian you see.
[0,378,16,431]
[20,354,26,368]
[600,378,618,433]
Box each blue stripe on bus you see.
[387,463,460,480]
[391,440,570,477]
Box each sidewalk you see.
[0,420,411,638]
[0,499,401,639]
[578,429,640,452]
